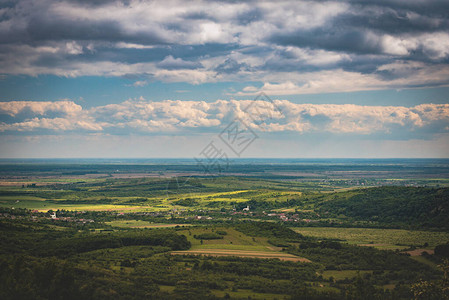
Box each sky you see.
[0,0,449,158]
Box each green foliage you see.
[173,198,199,206]
[343,274,386,300]
[0,219,190,258]
[0,255,164,300]
[411,279,449,300]
[193,233,224,240]
[0,217,444,300]
[290,242,438,280]
[316,187,449,229]
[435,243,449,258]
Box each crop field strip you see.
[171,249,311,262]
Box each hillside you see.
[315,187,449,229]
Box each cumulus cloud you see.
[0,101,100,132]
[0,101,82,117]
[0,99,448,138]
[1,0,448,92]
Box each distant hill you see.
[316,187,449,229]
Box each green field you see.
[0,199,148,212]
[292,227,449,250]
[171,227,310,262]
[179,227,274,251]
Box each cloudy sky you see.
[1,0,449,158]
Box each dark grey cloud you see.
[334,10,449,35]
[234,7,263,25]
[66,0,131,6]
[182,11,217,22]
[348,0,449,18]
[25,16,165,46]
[269,0,449,58]
[0,0,166,46]
[215,58,251,74]
[0,0,448,91]
[157,56,203,70]
[340,56,391,75]
[272,28,383,55]
[169,44,240,60]
[260,57,322,73]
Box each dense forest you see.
[315,187,449,229]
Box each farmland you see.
[1,159,449,299]
[170,227,310,262]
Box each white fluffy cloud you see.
[0,101,100,131]
[0,100,82,117]
[1,99,448,137]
